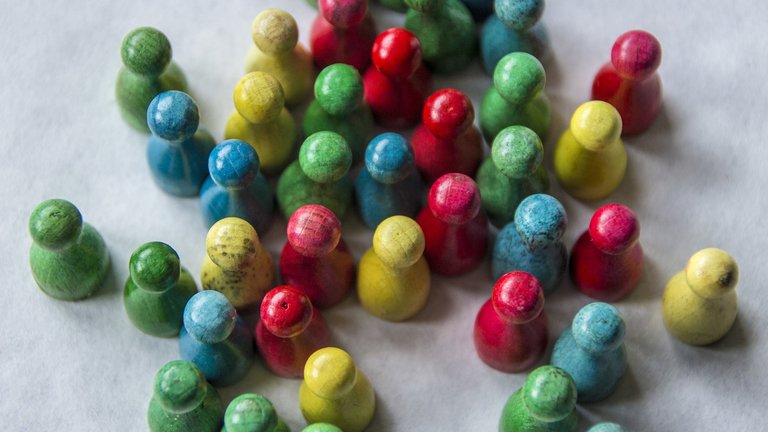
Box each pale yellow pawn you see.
[357,216,430,321]
[662,248,739,345]
[553,101,627,200]
[201,217,274,311]
[225,72,297,176]
[299,347,375,432]
[245,8,313,108]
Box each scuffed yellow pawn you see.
[553,101,626,200]
[357,216,430,321]
[662,248,739,345]
[300,347,375,432]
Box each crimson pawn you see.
[310,0,377,72]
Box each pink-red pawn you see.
[310,0,377,72]
[474,271,548,373]
[255,285,331,378]
[570,203,643,302]
[280,205,355,309]
[592,30,662,135]
[416,173,489,276]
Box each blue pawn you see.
[179,290,255,387]
[200,140,274,235]
[147,91,215,196]
[460,0,494,21]
[588,423,625,432]
[492,194,567,295]
[354,133,424,229]
[480,0,550,73]
[551,302,627,403]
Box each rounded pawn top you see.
[261,285,314,338]
[373,216,425,268]
[303,424,344,432]
[29,198,83,250]
[234,72,285,124]
[423,89,474,140]
[287,205,342,258]
[299,132,353,183]
[304,347,357,399]
[319,0,368,29]
[588,422,625,432]
[570,101,622,151]
[522,365,577,422]
[147,91,199,141]
[588,203,639,254]
[315,64,364,116]
[365,133,415,184]
[404,0,444,13]
[121,27,172,75]
[611,30,662,81]
[491,125,543,179]
[206,217,261,270]
[224,393,279,432]
[153,360,207,414]
[429,173,481,225]
[251,8,299,55]
[372,28,422,79]
[493,52,545,105]
[209,140,260,189]
[685,248,738,299]
[184,290,237,344]
[492,271,544,324]
[514,194,567,249]
[494,0,545,31]
[129,242,181,293]
[572,302,625,354]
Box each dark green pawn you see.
[148,360,224,432]
[116,27,188,133]
[124,242,198,337]
[29,199,110,301]
[499,365,578,432]
[223,393,289,432]
[404,0,477,73]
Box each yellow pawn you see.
[225,72,297,176]
[357,216,430,321]
[201,217,274,311]
[662,248,739,345]
[300,347,375,432]
[553,101,627,200]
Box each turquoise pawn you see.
[499,365,578,432]
[404,0,477,73]
[302,425,342,432]
[222,393,289,432]
[588,423,625,432]
[480,0,549,73]
[28,199,110,301]
[123,242,198,337]
[551,302,627,403]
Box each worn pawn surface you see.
[588,422,625,432]
[480,0,549,73]
[404,0,477,73]
[222,393,290,432]
[499,365,578,432]
[310,0,377,72]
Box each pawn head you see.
[611,30,662,81]
[365,133,415,184]
[183,290,237,344]
[493,52,545,105]
[572,302,625,354]
[153,360,207,414]
[260,285,313,338]
[129,242,180,293]
[287,205,342,258]
[303,424,344,432]
[234,72,285,124]
[319,0,368,29]
[206,217,261,270]
[494,0,545,31]
[429,173,482,225]
[299,132,353,183]
[423,88,474,140]
[372,28,422,79]
[251,9,299,55]
[315,64,364,116]
[685,248,738,299]
[304,347,357,399]
[588,423,625,432]
[224,393,279,432]
[514,194,567,249]
[121,27,172,75]
[209,140,260,189]
[522,366,577,422]
[588,203,639,254]
[373,216,425,269]
[492,271,545,324]
[404,0,445,13]
[491,125,543,179]
[29,199,83,250]
[570,101,622,151]
[147,91,199,141]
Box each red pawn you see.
[570,203,644,302]
[280,205,355,309]
[592,30,662,136]
[416,173,488,276]
[412,89,484,183]
[310,0,377,73]
[363,28,432,129]
[255,285,331,378]
[474,271,548,373]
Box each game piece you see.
[256,285,332,378]
[479,52,551,144]
[148,360,224,432]
[492,194,566,295]
[146,91,215,197]
[303,64,373,162]
[245,8,313,108]
[363,28,432,129]
[310,0,377,72]
[280,205,355,309]
[201,217,274,311]
[412,89,484,183]
[123,242,198,337]
[474,271,548,372]
[570,204,643,302]
[476,125,548,227]
[480,0,549,73]
[29,199,110,301]
[553,101,627,200]
[354,133,424,229]
[276,132,354,220]
[404,0,477,73]
[460,0,494,21]
[224,71,297,176]
[499,365,578,432]
[302,424,343,432]
[199,139,274,235]
[552,302,627,402]
[588,422,625,432]
[222,393,290,432]
[662,248,739,345]
[116,27,187,133]
[300,347,375,432]
[416,173,489,276]
[592,30,662,135]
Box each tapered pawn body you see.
[280,205,355,308]
[460,0,494,21]
[299,348,375,432]
[124,242,198,337]
[662,248,739,345]
[310,0,377,72]
[480,0,549,73]
[499,365,578,432]
[416,174,489,276]
[570,204,643,302]
[222,393,289,432]
[148,360,224,432]
[588,423,625,432]
[29,199,110,301]
[201,217,274,311]
[256,285,332,378]
[592,30,662,135]
[404,0,477,73]
[552,302,627,402]
[116,27,187,132]
[554,101,627,200]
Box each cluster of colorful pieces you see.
[28,1,741,430]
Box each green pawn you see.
[123,242,198,337]
[116,27,188,133]
[276,131,354,220]
[303,64,373,163]
[223,393,290,432]
[29,199,110,301]
[500,365,578,432]
[302,424,343,432]
[479,52,551,144]
[404,0,477,73]
[148,360,223,432]
[476,126,548,227]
